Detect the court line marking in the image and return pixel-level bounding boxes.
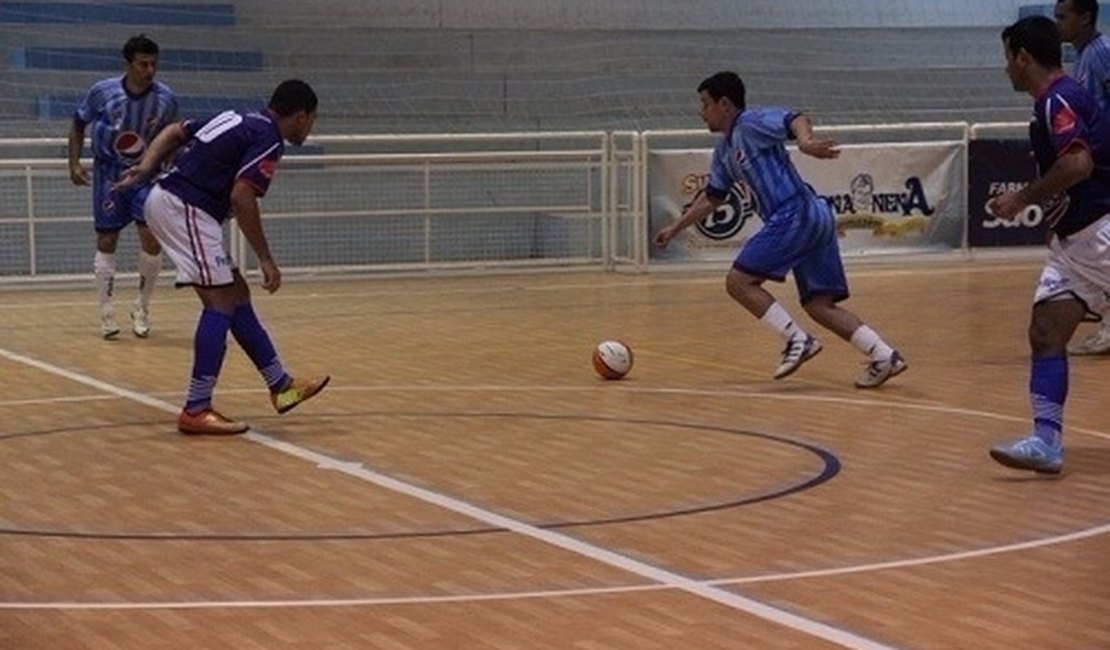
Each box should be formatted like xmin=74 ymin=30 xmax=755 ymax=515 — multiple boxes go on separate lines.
xmin=0 ymin=348 xmax=896 ymax=650
xmin=4 ymin=384 xmax=1108 ymax=442
xmin=3 ymin=354 xmax=1107 ymax=632
xmin=0 ymin=259 xmax=1044 ymax=311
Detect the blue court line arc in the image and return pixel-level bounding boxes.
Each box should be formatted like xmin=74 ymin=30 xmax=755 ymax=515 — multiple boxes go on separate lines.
xmin=0 ymin=411 xmax=841 ymax=541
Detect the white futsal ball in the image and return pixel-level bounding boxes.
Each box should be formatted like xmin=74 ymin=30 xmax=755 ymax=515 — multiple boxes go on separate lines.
xmin=592 ymin=340 xmax=634 ymax=380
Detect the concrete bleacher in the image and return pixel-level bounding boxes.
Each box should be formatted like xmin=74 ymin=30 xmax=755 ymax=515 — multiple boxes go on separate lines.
xmin=12 ymin=46 xmax=263 ymax=71
xmin=0 ymin=0 xmax=1040 ymax=136
xmin=0 ymin=2 xmax=234 ymax=25
xmin=37 ymin=92 xmax=265 ymax=120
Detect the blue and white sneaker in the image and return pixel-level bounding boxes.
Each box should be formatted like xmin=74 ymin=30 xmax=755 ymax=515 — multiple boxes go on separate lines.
xmin=989 ymin=435 xmax=1063 ymax=475
xmin=774 ymin=334 xmax=822 ymax=380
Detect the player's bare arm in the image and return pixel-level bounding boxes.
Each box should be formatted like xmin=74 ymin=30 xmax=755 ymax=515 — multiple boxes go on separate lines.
xmin=653 ymin=191 xmax=723 ymax=248
xmin=66 ymin=120 xmax=89 ymax=186
xmin=790 ymin=114 xmax=840 ymax=159
xmin=114 ymin=122 xmax=189 ymax=191
xmin=988 ymin=144 xmax=1094 ymax=219
xmin=231 ymin=180 xmax=281 ymax=294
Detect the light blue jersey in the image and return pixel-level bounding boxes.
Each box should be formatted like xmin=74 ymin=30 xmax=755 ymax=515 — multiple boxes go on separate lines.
xmin=1074 ymin=32 xmax=1110 ymax=110
xmin=706 ymin=107 xmax=848 ymax=303
xmin=706 ymin=107 xmax=809 ymax=216
xmin=74 ymin=76 xmax=177 ymax=231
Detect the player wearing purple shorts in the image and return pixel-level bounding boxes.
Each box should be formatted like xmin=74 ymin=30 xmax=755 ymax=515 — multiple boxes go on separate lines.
xmin=115 ymin=80 xmax=328 ymax=435
xmin=654 ymin=71 xmax=906 ymax=388
xmin=988 ymin=17 xmax=1110 ymax=474
xmin=68 ymin=34 xmax=177 ymax=339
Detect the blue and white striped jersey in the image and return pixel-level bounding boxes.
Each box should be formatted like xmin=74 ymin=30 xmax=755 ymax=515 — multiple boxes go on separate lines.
xmin=1074 ymin=32 xmax=1110 ymax=110
xmin=74 ymin=76 xmax=178 ymax=181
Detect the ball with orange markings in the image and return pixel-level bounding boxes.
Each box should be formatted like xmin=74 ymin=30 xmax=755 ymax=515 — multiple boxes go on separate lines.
xmin=592 ymin=340 xmax=633 ymax=380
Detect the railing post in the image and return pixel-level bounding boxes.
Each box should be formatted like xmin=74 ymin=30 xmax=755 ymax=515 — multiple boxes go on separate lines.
xmin=25 ymin=165 xmax=36 ymax=276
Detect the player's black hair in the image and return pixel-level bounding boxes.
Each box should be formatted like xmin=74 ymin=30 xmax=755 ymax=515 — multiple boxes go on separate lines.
xmin=1058 ymin=0 xmax=1100 ymax=26
xmin=698 ymin=71 xmax=746 ymax=111
xmin=268 ymin=79 xmax=318 ymax=116
xmin=1003 ymin=16 xmax=1063 ymax=68
xmin=122 ymin=34 xmax=159 ymax=62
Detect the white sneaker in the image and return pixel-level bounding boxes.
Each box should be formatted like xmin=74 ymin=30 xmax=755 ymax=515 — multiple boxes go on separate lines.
xmin=1069 ymin=326 xmax=1110 ymax=356
xmin=774 ymin=335 xmax=822 ymax=379
xmin=100 ymin=308 xmax=120 ymax=340
xmin=855 ymin=350 xmax=908 ymax=388
xmin=131 ymin=306 xmax=151 ymax=338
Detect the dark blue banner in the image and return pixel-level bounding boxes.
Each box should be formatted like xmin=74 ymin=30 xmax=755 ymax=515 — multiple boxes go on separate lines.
xmin=967 ymin=139 xmax=1051 ymax=247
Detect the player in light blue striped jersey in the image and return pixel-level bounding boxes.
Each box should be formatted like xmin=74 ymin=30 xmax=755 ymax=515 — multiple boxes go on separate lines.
xmin=1056 ymin=0 xmax=1110 ymax=354
xmin=67 ymin=34 xmax=177 ymax=339
xmin=653 ymin=71 xmax=906 ymax=388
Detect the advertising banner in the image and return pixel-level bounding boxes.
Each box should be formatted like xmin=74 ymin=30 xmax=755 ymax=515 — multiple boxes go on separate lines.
xmin=966 ymin=139 xmax=1050 ymax=247
xmin=648 ymin=142 xmax=965 ymax=262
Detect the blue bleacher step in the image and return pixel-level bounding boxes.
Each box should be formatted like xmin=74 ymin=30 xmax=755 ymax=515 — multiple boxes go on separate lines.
xmin=13 ymin=46 xmax=262 ymax=71
xmin=0 ymin=2 xmax=235 ymax=25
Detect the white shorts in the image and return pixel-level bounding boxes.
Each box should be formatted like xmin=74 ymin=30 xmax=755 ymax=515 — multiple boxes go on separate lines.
xmin=1035 ymin=213 xmax=1110 ymax=321
xmin=144 ymin=184 xmax=237 ymax=287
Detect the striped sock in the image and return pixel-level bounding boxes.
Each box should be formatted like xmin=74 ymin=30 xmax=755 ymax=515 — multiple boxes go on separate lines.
xmin=184 ymin=309 xmax=232 ymax=413
xmin=1030 ymin=355 xmax=1067 ymax=449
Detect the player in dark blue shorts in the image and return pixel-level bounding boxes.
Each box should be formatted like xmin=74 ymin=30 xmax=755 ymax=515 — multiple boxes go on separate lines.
xmin=68 ymin=34 xmax=177 ymax=339
xmin=654 ymin=71 xmax=906 ymax=388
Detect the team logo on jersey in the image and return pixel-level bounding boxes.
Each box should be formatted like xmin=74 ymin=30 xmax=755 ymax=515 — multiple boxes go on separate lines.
xmin=259 ymin=158 xmax=278 ymax=179
xmin=113 ymin=131 xmax=146 ymax=158
xmin=1052 ymin=105 xmax=1078 ymax=135
xmin=690 ymin=182 xmax=758 ymax=240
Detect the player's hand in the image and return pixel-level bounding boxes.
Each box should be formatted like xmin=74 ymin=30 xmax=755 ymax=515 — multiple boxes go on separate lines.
xmin=986 ymin=192 xmax=1025 ymax=220
xmin=798 ymin=138 xmax=840 ymax=160
xmin=259 ymin=259 xmax=282 ymax=294
xmin=653 ymin=224 xmax=678 ymax=248
xmin=69 ymin=162 xmax=90 ymax=186
xmin=112 ymin=165 xmax=149 ymax=192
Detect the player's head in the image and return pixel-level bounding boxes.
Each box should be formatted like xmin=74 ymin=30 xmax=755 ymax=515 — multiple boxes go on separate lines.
xmin=1002 ymin=16 xmax=1063 ymax=93
xmin=269 ymin=79 xmax=318 ymax=145
xmin=697 ymin=71 xmax=745 ymax=134
xmin=1055 ymin=0 xmax=1099 ymax=44
xmin=122 ymin=34 xmax=159 ymax=90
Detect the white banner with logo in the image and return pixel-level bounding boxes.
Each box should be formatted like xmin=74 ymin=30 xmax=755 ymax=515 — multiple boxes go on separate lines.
xmin=648 ymin=142 xmax=965 ymax=262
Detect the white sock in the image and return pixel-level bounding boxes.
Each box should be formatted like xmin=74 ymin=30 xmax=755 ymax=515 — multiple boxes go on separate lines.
xmin=760 ymin=302 xmax=806 ymax=342
xmin=94 ymin=251 xmax=116 ymax=313
xmin=136 ymin=251 xmax=161 ymax=310
xmin=850 ymin=325 xmax=894 ymax=360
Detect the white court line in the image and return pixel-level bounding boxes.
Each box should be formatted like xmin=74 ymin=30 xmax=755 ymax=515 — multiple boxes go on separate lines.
xmin=0 ymin=260 xmax=1043 ymax=310
xmin=0 ymin=347 xmax=897 ymax=650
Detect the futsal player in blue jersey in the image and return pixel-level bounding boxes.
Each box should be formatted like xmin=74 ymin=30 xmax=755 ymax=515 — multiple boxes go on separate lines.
xmin=653 ymin=71 xmax=906 ymax=388
xmin=988 ymin=16 xmax=1110 ymax=474
xmin=114 ymin=80 xmax=329 ymax=435
xmin=1056 ymin=0 xmax=1110 ymax=354
xmin=68 ymin=35 xmax=177 ymax=339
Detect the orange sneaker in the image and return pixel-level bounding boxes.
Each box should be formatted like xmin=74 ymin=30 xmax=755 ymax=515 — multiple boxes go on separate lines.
xmin=178 ymin=408 xmax=249 ymax=435
xmin=271 ymin=375 xmax=331 ymax=414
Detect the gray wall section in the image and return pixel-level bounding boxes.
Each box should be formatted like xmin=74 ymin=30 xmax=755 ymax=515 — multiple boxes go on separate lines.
xmin=232 ymin=0 xmax=1034 ymax=29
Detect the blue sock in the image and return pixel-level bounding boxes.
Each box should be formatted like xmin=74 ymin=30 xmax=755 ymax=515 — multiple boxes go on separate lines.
xmin=230 ymin=302 xmax=289 ymax=391
xmin=185 ymin=309 xmax=232 ymax=413
xmin=1030 ymin=355 xmax=1067 ymax=449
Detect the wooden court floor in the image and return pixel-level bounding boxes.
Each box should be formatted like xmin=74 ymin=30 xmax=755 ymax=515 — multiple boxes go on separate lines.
xmin=0 ymin=259 xmax=1107 ymax=650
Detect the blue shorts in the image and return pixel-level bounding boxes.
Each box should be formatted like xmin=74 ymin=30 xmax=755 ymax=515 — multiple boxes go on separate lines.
xmin=733 ymin=195 xmax=850 ymax=303
xmin=93 ymin=169 xmax=152 ymax=233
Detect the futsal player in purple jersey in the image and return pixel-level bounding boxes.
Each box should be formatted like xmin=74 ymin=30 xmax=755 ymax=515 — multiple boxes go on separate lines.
xmin=115 ymin=80 xmax=329 ymax=435
xmin=988 ymin=17 xmax=1110 ymax=474
xmin=68 ymin=35 xmax=177 ymax=339
xmin=1056 ymin=0 xmax=1110 ymax=354
xmin=654 ymin=71 xmax=906 ymax=388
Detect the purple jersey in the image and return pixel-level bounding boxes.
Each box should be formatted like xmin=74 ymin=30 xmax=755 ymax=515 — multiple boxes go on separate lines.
xmin=74 ymin=76 xmax=177 ymax=182
xmin=157 ymin=109 xmax=284 ymax=222
xmin=1030 ymin=75 xmax=1110 ymax=237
